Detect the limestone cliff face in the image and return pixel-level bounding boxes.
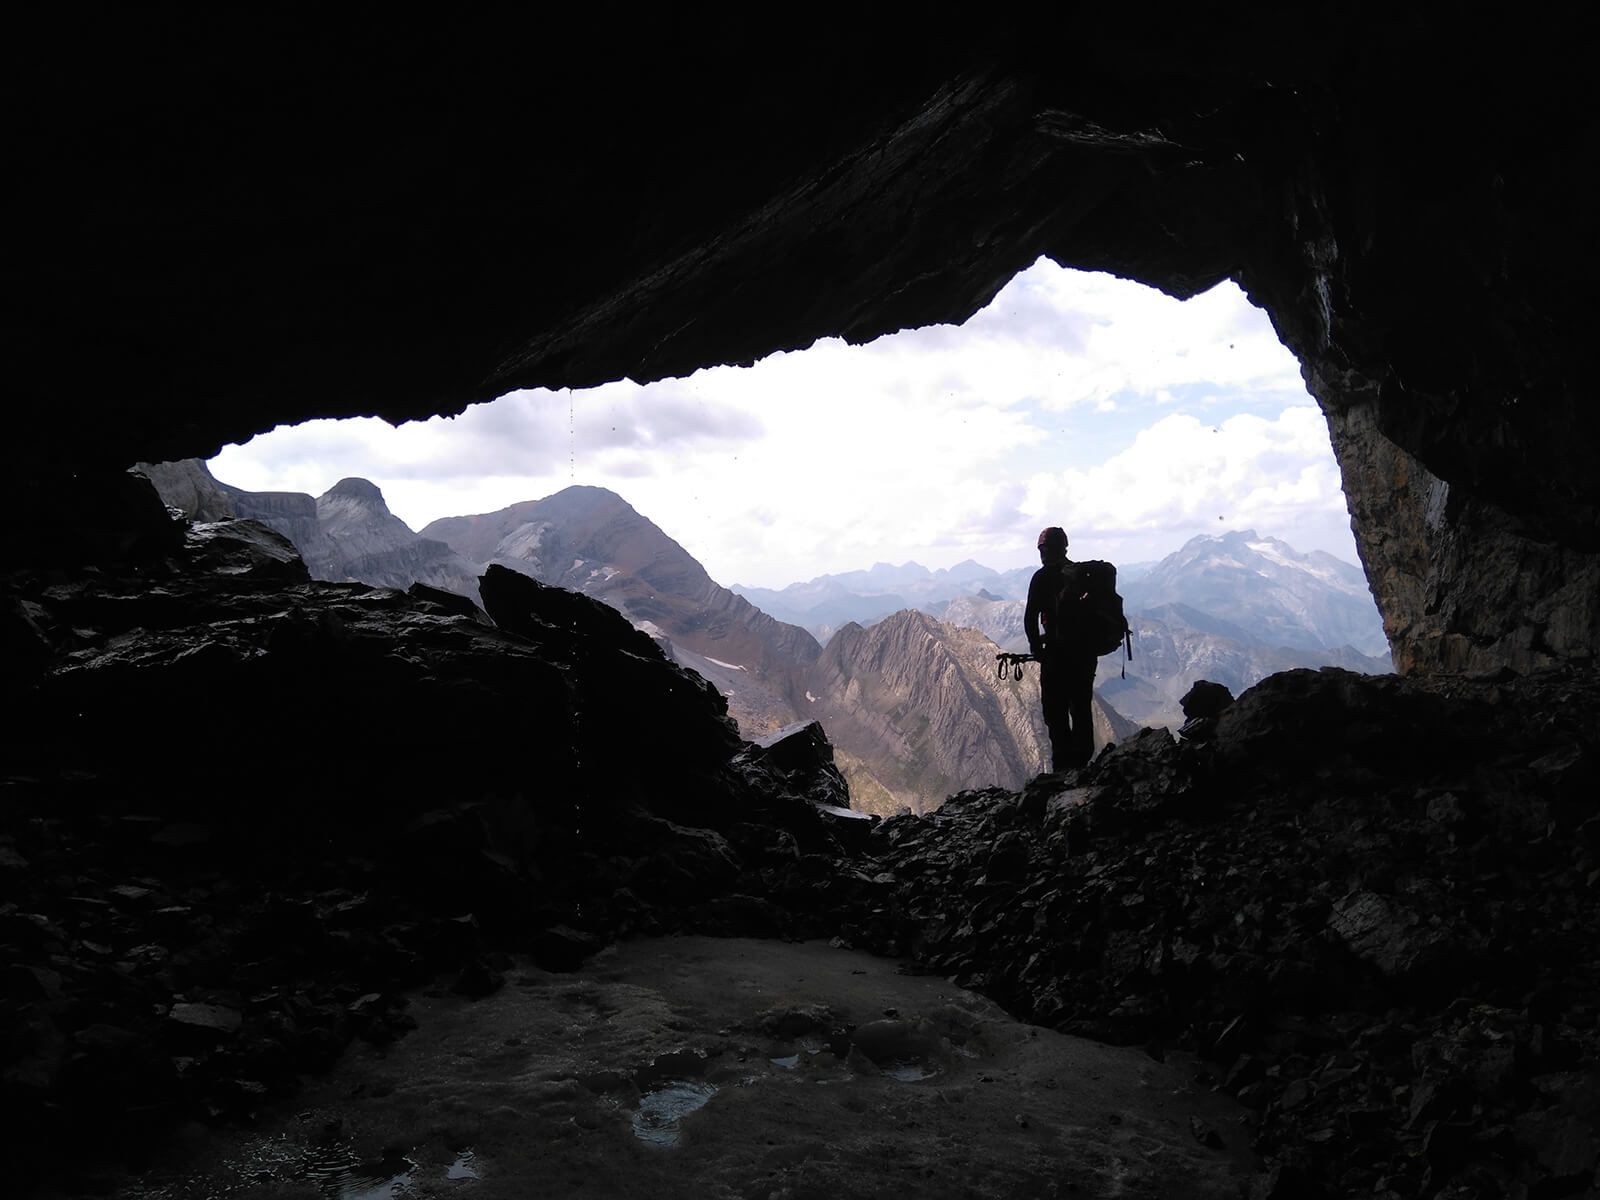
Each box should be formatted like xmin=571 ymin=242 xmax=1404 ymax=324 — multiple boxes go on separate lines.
xmin=135 ymin=459 xmax=338 ymax=567
xmin=219 ymin=485 xmax=338 ymax=571
xmin=131 ymin=460 xmax=236 ymax=522
xmin=311 ymin=478 xmax=481 ymax=599
xmin=805 ymin=610 xmax=1135 ymax=816
xmin=137 ymin=461 xmax=480 ymax=600
xmin=1323 ymin=401 xmax=1600 ymax=676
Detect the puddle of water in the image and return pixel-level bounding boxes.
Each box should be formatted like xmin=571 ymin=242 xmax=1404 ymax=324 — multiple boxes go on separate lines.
xmin=769 ymin=1054 xmax=800 ymax=1070
xmin=119 ymin=1137 xmax=464 ymax=1200
xmin=303 ymin=1144 xmax=417 ymax=1199
xmin=636 ymin=1048 xmax=707 ymax=1083
xmin=882 ymin=1062 xmax=937 ymax=1083
xmin=630 ymin=1080 xmax=718 ymax=1148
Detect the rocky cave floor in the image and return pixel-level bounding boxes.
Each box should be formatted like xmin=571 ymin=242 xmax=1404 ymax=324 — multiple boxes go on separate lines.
xmin=4 ymin=517 xmax=1600 ymax=1199
xmin=93 ymin=937 xmax=1256 ymax=1200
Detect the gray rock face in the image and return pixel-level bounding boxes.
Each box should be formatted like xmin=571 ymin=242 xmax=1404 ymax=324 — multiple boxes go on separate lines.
xmin=136 ymin=461 xmax=481 ymax=602
xmin=185 ymin=519 xmax=310 ymax=582
xmin=1324 ymin=399 xmax=1600 ymax=675
xmin=222 ymin=488 xmax=334 ymax=566
xmin=803 ymin=609 xmax=1136 ymax=815
xmin=132 ymin=460 xmax=236 ymax=522
xmin=311 ymin=477 xmax=481 ymax=599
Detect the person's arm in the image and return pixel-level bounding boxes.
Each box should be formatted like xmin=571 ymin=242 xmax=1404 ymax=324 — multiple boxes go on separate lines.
xmin=1024 ymin=569 xmax=1045 ymax=657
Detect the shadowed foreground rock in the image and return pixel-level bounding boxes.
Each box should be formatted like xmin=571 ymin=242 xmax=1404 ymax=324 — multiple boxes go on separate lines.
xmin=840 ymin=668 xmax=1600 ymax=1199
xmin=5 ymin=500 xmax=1599 ymax=1198
xmin=0 ymin=507 xmax=858 ymax=1192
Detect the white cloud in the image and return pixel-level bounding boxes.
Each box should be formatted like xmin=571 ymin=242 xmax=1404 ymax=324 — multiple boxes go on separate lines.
xmin=1021 ymin=407 xmax=1356 ymax=566
xmin=211 ymin=258 xmax=1357 ymax=587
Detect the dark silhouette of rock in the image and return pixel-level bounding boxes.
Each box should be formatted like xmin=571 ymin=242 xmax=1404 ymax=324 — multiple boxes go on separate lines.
xmin=184 ymin=518 xmax=311 ymax=582
xmin=813 ymin=663 xmax=1600 ymax=1196
xmin=424 ymin=486 xmax=820 ymax=722
xmin=19 ymin=15 xmax=1598 ymax=675
xmin=1178 ymin=679 xmax=1234 ymax=743
xmin=9 ymin=25 xmax=1600 ymax=1190
xmin=0 ymin=520 xmax=890 ymax=1189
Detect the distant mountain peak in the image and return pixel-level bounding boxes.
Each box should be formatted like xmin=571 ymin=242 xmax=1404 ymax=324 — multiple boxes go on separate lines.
xmin=549 ymin=483 xmax=629 ymax=505
xmin=321 ymin=477 xmax=387 ymax=506
xmin=1125 ymin=529 xmax=1387 ymax=658
xmin=876 ymin=607 xmax=943 ymax=634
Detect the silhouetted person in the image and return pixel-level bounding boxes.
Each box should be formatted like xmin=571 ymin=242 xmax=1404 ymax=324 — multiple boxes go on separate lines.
xmin=1024 ymin=526 xmax=1097 ymax=771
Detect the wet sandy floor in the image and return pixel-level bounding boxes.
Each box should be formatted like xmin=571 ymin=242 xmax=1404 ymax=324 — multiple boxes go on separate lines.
xmin=106 ymin=937 xmax=1258 ymax=1199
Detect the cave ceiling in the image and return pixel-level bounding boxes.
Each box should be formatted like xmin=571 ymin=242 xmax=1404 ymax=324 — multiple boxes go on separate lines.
xmin=11 ymin=11 xmax=1599 ymax=657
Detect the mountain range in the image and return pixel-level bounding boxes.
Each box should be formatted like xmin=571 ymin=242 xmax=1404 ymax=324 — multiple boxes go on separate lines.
xmin=141 ymin=461 xmax=1391 ymax=805
xmin=733 ymin=560 xmax=1038 ymax=639
xmin=141 ymin=463 xmax=1104 ymax=814
xmin=134 ymin=459 xmax=482 ymax=599
xmin=937 ymin=531 xmax=1391 ymax=727
xmin=415 ymin=489 xmax=1139 ymax=811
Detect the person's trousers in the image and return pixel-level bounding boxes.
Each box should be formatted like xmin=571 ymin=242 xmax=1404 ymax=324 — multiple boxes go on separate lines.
xmin=1040 ymin=653 xmax=1097 ymax=770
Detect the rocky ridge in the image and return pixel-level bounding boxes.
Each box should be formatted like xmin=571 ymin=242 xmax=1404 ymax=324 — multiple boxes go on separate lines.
xmin=135 ymin=460 xmax=482 ymax=600
xmin=421 ymin=486 xmax=1136 ymax=809
xmin=807 ymin=609 xmax=1137 ymax=815
xmin=0 ymin=504 xmax=863 ymax=1194
xmin=138 ymin=473 xmax=1133 ymax=810
xmin=829 ymin=668 xmax=1600 ymax=1199
xmin=422 ymin=486 xmax=821 ymax=730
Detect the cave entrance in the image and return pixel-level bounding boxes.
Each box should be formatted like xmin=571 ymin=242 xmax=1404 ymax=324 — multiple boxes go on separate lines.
xmin=199 ymin=258 xmax=1388 ymax=814
xmin=212 ymin=258 xmax=1360 ymax=590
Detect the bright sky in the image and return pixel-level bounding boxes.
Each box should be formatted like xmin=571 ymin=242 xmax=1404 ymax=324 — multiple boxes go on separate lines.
xmin=212 ymin=258 xmax=1359 ymax=589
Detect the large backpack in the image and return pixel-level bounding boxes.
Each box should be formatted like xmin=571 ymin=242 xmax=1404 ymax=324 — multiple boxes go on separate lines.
xmin=1049 ymin=559 xmax=1134 ymax=672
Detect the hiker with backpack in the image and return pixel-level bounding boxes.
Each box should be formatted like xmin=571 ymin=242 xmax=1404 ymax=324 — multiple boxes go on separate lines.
xmin=1023 ymin=526 xmax=1130 ymax=771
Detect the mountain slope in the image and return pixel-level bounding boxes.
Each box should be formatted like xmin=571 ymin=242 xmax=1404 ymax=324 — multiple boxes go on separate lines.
xmin=306 ymin=477 xmax=482 ymax=597
xmin=804 ymin=609 xmax=1136 ymax=815
xmin=423 ymin=486 xmax=822 ymax=729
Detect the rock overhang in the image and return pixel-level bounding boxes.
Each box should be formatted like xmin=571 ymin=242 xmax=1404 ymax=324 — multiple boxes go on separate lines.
xmin=9 ymin=11 xmax=1600 ymax=673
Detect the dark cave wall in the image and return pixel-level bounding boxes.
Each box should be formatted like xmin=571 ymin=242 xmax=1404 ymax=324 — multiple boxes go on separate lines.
xmin=9 ymin=10 xmax=1598 ymax=674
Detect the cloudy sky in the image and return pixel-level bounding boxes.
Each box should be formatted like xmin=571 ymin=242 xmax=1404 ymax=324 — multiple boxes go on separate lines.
xmin=212 ymin=258 xmax=1358 ymax=588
